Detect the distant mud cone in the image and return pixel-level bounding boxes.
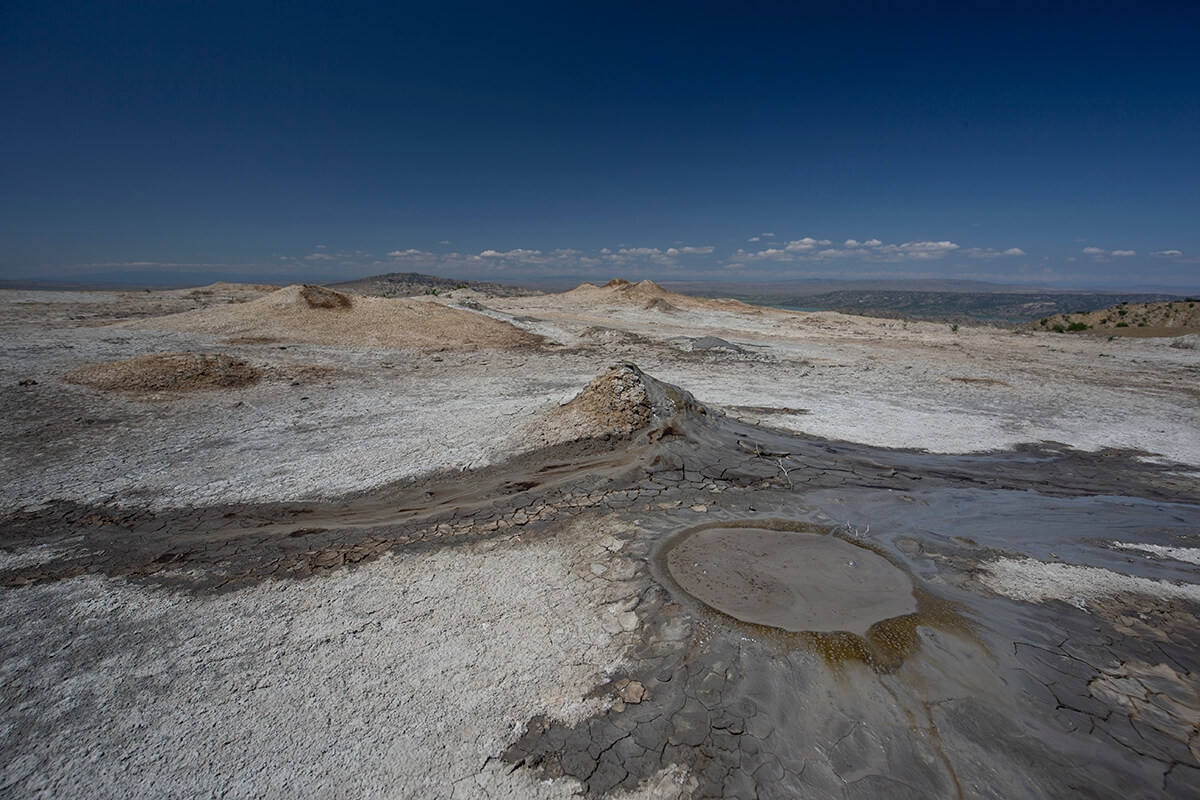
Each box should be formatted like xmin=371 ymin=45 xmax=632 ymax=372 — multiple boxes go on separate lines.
xmin=562 ymin=279 xmax=759 ymax=313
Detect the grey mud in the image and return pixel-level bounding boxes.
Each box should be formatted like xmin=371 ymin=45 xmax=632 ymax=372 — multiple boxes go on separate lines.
xmin=3 ymin=366 xmax=1200 ymax=798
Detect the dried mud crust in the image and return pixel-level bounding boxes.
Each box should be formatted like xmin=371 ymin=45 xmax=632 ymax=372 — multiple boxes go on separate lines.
xmin=5 ymin=273 xmax=1200 ymax=800
xmin=65 ymin=352 xmax=261 ymax=392
xmin=3 ymin=378 xmax=1200 ymax=798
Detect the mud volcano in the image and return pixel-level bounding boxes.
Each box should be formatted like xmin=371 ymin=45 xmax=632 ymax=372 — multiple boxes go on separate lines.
xmin=667 ymin=526 xmax=917 ymax=635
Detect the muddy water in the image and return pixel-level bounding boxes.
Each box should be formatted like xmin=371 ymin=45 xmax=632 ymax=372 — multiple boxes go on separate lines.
xmin=3 ymin=368 xmax=1200 ymax=798
xmin=665 ymin=525 xmax=917 ymax=635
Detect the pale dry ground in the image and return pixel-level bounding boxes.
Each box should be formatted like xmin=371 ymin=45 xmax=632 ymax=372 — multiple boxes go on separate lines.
xmin=3 ymin=282 xmax=1197 ymax=513
xmin=0 ymin=518 xmax=692 ymax=799
xmin=488 ymin=281 xmax=1200 ymax=462
xmin=2 ymin=283 xmax=1199 ymax=798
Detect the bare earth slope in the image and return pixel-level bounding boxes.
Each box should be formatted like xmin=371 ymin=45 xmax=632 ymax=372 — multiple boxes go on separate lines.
xmin=123 ymin=284 xmax=543 ymax=350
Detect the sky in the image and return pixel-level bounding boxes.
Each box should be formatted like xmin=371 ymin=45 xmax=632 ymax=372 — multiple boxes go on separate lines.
xmin=2 ymin=0 xmax=1199 ymax=290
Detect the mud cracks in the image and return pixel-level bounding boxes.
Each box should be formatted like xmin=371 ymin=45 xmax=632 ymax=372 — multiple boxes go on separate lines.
xmin=3 ymin=367 xmax=1200 ymax=798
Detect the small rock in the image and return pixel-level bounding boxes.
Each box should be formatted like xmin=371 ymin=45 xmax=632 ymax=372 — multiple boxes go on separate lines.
xmin=690 ymin=504 xmax=707 ymax=513
xmin=614 ymin=678 xmax=646 ymax=703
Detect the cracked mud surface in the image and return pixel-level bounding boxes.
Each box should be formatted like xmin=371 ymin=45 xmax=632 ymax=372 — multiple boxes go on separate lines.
xmin=2 ymin=287 xmax=1200 ymax=798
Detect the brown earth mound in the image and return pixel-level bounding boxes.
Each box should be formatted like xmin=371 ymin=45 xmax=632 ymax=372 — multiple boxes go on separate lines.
xmin=522 ymin=364 xmax=654 ymax=448
xmin=1032 ymin=300 xmax=1200 ymax=336
xmin=122 ymin=285 xmax=543 ymax=350
xmin=565 ymin=279 xmax=759 ymax=313
xmin=67 ymin=353 xmax=260 ymax=392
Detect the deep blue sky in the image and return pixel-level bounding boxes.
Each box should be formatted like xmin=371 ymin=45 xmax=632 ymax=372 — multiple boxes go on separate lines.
xmin=3 ymin=1 xmax=1198 ymax=288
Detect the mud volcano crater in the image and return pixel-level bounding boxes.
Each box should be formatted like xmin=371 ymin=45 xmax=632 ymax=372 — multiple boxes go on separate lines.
xmin=663 ymin=521 xmax=917 ymax=637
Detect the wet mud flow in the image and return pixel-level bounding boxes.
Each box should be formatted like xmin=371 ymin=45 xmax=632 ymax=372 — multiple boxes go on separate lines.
xmin=3 ymin=368 xmax=1199 ymax=798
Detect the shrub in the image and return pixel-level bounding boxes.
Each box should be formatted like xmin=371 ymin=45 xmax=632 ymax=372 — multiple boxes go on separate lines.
xmin=1116 ymin=322 xmax=1129 ymax=327
xmin=1051 ymin=324 xmax=1065 ymax=333
xmin=1066 ymin=322 xmax=1089 ymax=331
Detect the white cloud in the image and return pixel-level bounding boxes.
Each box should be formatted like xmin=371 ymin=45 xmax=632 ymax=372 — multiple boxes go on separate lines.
xmin=304 ymin=252 xmax=338 ymax=261
xmin=748 ymin=237 xmax=760 ymax=242
xmin=1152 ymin=250 xmax=1183 ymax=257
xmin=813 ymin=248 xmax=857 ymax=259
xmin=387 ymin=249 xmax=432 ymax=258
xmin=894 ymin=240 xmax=959 ymax=256
xmin=665 ymin=245 xmax=715 ymax=256
xmin=739 ymin=237 xmax=967 ymax=263
xmin=761 ymin=232 xmax=776 ymax=238
xmin=963 ymin=246 xmax=1026 ymax=259
xmin=1082 ymin=247 xmax=1108 ymax=255
xmin=784 ymin=237 xmax=832 ymax=251
xmin=480 ymin=249 xmax=542 ymax=258
xmin=617 ymin=247 xmax=663 ymax=256
xmin=1111 ymin=250 xmax=1136 ymax=257
xmin=314 ymin=244 xmax=328 ymax=249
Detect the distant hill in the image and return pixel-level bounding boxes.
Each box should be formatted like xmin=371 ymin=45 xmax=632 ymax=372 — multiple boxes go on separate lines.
xmin=330 ymin=272 xmax=539 ymax=298
xmin=679 ymin=288 xmax=1189 ymax=323
xmin=1031 ymin=299 xmax=1200 ymax=336
xmin=798 ymin=290 xmax=1189 ymax=322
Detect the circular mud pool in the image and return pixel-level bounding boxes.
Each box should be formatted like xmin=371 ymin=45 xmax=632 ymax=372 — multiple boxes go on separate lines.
xmin=666 ymin=527 xmax=917 ymax=636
